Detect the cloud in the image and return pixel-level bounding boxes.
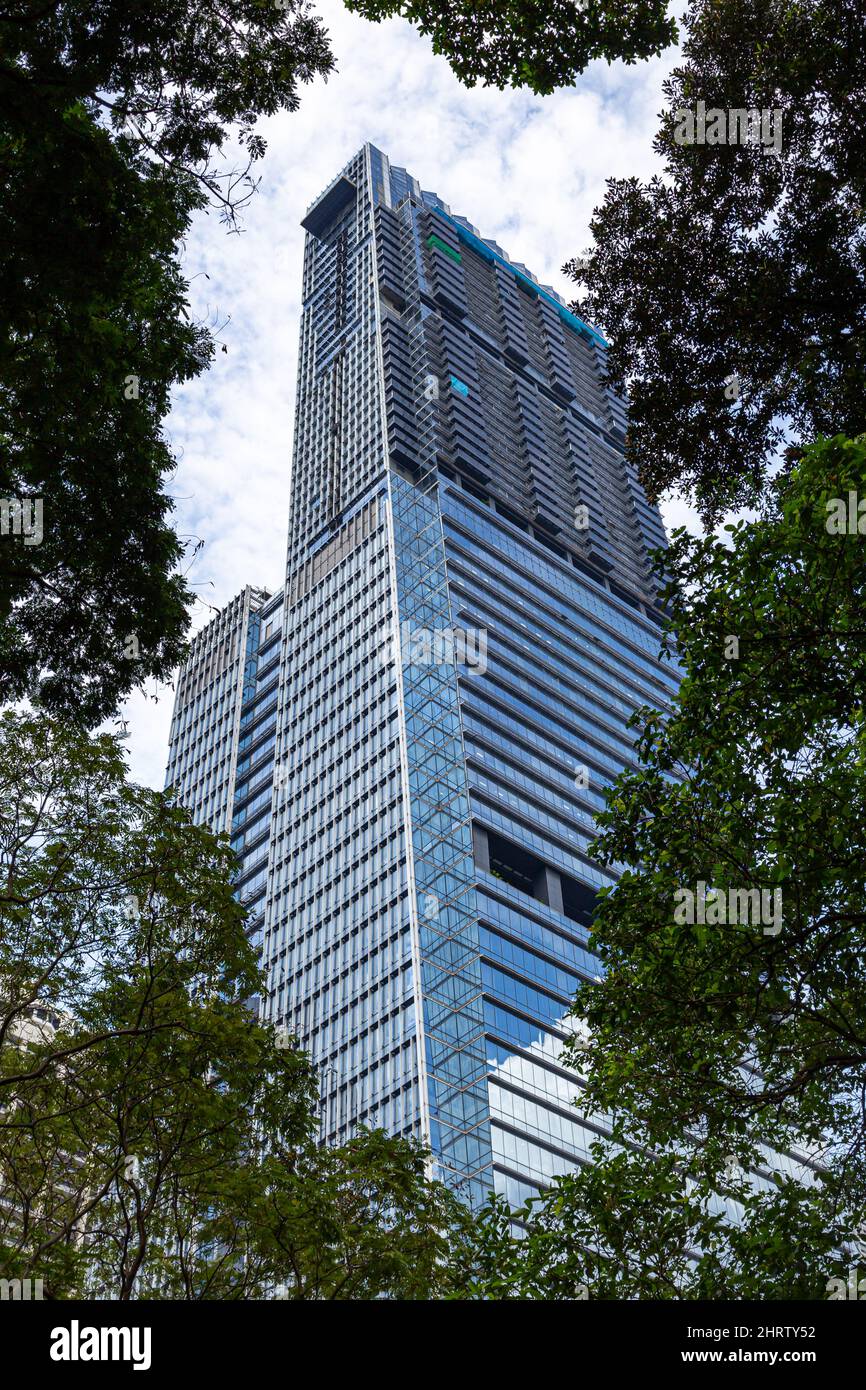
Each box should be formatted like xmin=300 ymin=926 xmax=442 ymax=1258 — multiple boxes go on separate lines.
xmin=121 ymin=0 xmax=683 ymax=789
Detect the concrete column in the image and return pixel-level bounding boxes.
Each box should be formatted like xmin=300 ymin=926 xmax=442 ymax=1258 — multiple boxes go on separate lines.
xmin=472 ymin=823 xmax=490 ymax=873
xmin=534 ymin=863 xmax=564 ymax=914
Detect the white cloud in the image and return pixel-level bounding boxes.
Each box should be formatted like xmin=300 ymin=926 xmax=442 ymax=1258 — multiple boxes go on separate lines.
xmin=121 ymin=1 xmax=685 ymax=789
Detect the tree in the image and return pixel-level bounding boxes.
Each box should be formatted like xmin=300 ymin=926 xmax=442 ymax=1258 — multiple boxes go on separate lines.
xmin=217 ymin=1127 xmax=469 ymax=1301
xmin=567 ymin=0 xmax=866 ymax=520
xmin=0 ymin=119 xmax=208 ymax=725
xmin=450 ymin=436 xmax=866 ymax=1300
xmin=576 ymin=436 xmax=866 ymax=1167
xmin=0 ymin=712 xmax=463 ymax=1299
xmin=451 ymin=1146 xmax=855 ymax=1300
xmin=0 ymin=2 xmax=334 ymax=721
xmin=344 ymin=0 xmax=677 ymax=94
xmin=1 ymin=1 xmax=334 ymax=215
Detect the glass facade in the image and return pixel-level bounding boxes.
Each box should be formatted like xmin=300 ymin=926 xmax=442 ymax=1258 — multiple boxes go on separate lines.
xmin=165 ymin=584 xmax=281 ymax=980
xmin=165 ymin=586 xmax=271 ymax=839
xmin=165 ymin=145 xmax=682 ymax=1207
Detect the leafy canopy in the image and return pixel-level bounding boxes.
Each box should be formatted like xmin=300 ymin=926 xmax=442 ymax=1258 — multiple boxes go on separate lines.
xmin=450 ymin=437 xmax=866 ymax=1300
xmin=344 ymin=0 xmax=677 ymax=95
xmin=0 ymin=2 xmax=333 ymax=721
xmin=578 ymin=435 xmax=866 ymax=1168
xmin=568 ymin=0 xmax=866 ymax=520
xmin=0 ymin=712 xmax=465 ymax=1299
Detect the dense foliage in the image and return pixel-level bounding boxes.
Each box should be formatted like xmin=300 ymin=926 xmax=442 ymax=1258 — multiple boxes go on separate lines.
xmin=0 ymin=1 xmax=333 ymax=720
xmin=568 ymin=0 xmax=866 ymax=519
xmin=0 ymin=714 xmax=463 ymax=1299
xmin=344 ymin=0 xmax=676 ymax=94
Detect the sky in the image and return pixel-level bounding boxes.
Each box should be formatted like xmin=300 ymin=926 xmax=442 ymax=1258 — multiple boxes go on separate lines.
xmin=120 ymin=0 xmax=689 ymax=789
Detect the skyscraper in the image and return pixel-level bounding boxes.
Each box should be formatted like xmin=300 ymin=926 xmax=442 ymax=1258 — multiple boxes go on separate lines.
xmin=166 ymin=145 xmax=679 ymax=1209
